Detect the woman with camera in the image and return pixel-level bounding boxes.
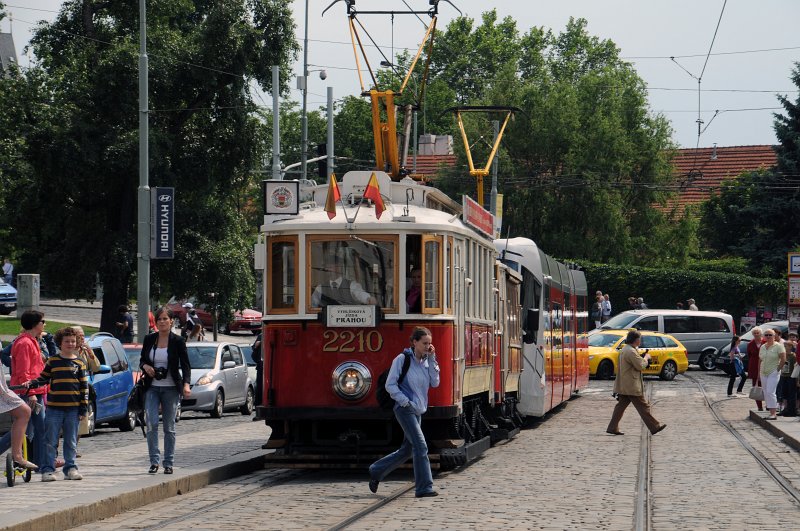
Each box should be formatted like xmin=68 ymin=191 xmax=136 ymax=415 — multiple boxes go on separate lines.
xmin=139 ymin=307 xmax=191 ymax=475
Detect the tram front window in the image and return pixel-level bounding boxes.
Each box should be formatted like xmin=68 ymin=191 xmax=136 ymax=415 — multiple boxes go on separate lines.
xmin=308 ymin=238 xmax=396 ymax=310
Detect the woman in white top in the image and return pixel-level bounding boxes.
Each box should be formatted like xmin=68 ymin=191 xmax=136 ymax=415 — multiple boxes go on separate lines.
xmin=139 ymin=307 xmax=191 ymax=475
xmin=759 ymin=328 xmax=786 ymax=420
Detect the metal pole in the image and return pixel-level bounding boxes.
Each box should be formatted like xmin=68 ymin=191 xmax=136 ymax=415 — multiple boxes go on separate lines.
xmin=272 ymin=66 xmax=281 ymax=180
xmin=413 ymin=111 xmax=418 ymax=173
xmin=327 ymin=86 xmax=334 ymax=179
xmin=490 ymin=120 xmax=498 ymax=218
xmin=136 ymin=0 xmax=151 ymax=343
xmin=300 ymin=0 xmax=309 ymax=180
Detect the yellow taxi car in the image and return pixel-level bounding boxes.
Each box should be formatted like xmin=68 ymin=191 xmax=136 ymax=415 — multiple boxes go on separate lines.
xmin=588 ymin=330 xmax=689 ymax=381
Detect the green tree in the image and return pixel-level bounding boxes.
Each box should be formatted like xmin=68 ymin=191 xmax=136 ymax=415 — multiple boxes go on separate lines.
xmin=700 ymin=62 xmax=800 ymax=277
xmin=0 ymin=0 xmax=298 ymax=331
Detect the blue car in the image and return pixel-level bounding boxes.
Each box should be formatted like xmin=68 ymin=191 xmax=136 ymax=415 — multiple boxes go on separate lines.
xmin=84 ymin=332 xmax=136 ymax=435
xmin=0 ymin=279 xmax=16 ymax=315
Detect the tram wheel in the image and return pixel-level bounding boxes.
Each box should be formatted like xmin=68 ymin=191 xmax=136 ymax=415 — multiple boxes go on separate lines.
xmin=597 ymin=360 xmax=615 ymax=380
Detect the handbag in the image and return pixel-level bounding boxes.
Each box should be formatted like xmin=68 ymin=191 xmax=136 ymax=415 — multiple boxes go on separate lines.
xmin=791 ymin=364 xmax=800 ymax=379
xmin=749 ymin=385 xmax=764 ymax=401
xmin=78 ymin=415 xmax=90 ymax=436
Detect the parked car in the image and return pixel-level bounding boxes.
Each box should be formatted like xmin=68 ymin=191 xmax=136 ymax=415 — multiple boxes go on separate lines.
xmin=714 ymin=320 xmax=789 ymax=374
xmin=597 ymin=309 xmax=734 ymax=370
xmin=587 ymin=330 xmax=689 ymax=381
xmin=85 ymin=332 xmax=137 ymax=435
xmin=166 ymin=297 xmax=262 ymax=335
xmin=0 ymin=278 xmax=17 ymax=315
xmin=181 ymin=342 xmax=254 ymax=417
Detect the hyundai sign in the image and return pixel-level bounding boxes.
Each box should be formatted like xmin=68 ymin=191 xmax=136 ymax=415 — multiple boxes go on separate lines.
xmin=150 ymin=187 xmax=175 ymax=259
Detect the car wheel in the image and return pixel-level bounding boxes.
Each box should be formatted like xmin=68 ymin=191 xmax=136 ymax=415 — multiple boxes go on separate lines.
xmin=211 ymin=390 xmax=224 ymax=418
xmin=597 ymin=360 xmax=614 ymax=380
xmin=660 ymin=360 xmax=678 ymax=381
xmin=175 ymin=402 xmax=182 ymax=423
xmin=118 ymin=407 xmax=136 ymax=432
xmin=699 ymin=352 xmax=717 ymax=371
xmin=240 ymin=387 xmax=254 ymax=415
xmin=85 ymin=402 xmax=96 ymax=437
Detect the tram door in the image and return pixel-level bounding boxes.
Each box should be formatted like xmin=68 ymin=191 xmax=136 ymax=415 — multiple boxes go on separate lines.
xmin=560 ymin=263 xmax=574 ymax=399
xmin=453 ymin=238 xmax=466 ymax=412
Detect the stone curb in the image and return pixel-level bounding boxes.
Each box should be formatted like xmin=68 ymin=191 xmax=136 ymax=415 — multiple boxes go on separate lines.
xmin=0 ymin=449 xmax=267 ymax=531
xmin=749 ymin=409 xmax=800 ymax=453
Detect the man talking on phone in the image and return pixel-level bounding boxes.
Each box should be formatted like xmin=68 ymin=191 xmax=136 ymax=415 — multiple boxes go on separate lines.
xmin=606 ymin=329 xmax=667 ymax=436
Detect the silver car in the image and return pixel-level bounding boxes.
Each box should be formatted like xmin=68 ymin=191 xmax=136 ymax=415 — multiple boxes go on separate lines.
xmin=181 ymin=342 xmax=254 ymax=418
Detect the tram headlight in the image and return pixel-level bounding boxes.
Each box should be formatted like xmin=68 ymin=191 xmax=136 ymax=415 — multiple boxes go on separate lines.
xmin=332 ymin=361 xmax=371 ymax=400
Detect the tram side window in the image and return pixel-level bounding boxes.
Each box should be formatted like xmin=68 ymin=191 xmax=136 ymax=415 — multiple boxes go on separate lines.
xmin=268 ymin=239 xmax=296 ymax=312
xmin=423 ymin=237 xmax=442 ymax=312
xmin=522 ymin=268 xmax=542 ymax=343
xmin=308 ymin=238 xmax=396 ymax=310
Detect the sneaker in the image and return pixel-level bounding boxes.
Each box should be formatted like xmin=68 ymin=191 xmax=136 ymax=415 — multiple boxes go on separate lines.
xmin=66 ymin=468 xmax=83 ymax=480
xmin=41 ymin=472 xmax=56 ymax=482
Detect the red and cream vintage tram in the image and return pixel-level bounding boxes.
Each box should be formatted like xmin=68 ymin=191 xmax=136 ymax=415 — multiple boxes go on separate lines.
xmin=255 ymin=171 xmax=588 ymax=468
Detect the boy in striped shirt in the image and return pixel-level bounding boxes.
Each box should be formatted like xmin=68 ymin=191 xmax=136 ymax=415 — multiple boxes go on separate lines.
xmin=25 ymin=327 xmax=88 ymax=481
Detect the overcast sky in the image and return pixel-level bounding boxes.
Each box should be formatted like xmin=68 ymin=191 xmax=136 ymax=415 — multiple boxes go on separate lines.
xmin=4 ymin=0 xmax=799 ymax=148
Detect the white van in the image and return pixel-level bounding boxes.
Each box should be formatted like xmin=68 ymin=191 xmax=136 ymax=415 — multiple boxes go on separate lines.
xmin=598 ymin=310 xmax=734 ymax=370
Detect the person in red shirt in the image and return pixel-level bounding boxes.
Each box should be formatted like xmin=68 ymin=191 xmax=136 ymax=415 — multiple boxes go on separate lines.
xmin=747 ymin=327 xmax=764 ymax=411
xmin=11 ymin=310 xmax=49 ymax=467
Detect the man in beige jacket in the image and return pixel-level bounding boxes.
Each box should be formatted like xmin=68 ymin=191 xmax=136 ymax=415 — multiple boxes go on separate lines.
xmin=606 ymin=329 xmax=667 ymax=435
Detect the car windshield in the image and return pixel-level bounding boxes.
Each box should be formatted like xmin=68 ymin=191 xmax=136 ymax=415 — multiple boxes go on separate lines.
xmin=588 ymin=334 xmax=622 ymax=347
xmin=600 ymin=313 xmax=640 ymax=330
xmin=187 ymin=346 xmax=218 ymax=369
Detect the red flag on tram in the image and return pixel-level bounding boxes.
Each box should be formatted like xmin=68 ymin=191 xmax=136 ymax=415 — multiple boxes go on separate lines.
xmin=324 ymin=174 xmax=341 ymax=219
xmin=363 ymin=172 xmax=385 ymax=219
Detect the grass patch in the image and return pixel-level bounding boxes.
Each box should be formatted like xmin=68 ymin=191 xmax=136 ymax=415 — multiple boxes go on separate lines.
xmin=0 ymin=317 xmax=99 ymax=336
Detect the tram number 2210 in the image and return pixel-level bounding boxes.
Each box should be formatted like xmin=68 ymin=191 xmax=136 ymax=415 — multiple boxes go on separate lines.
xmin=322 ymin=330 xmax=384 ymax=353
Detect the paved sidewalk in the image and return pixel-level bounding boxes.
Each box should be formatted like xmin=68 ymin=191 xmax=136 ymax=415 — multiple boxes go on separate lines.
xmin=0 ymin=419 xmax=270 ymax=531
xmin=750 ymin=409 xmax=800 ymax=451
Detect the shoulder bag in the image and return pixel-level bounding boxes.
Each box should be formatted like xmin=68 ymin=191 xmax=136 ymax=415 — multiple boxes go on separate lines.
xmin=749 ymin=385 xmax=764 ymax=401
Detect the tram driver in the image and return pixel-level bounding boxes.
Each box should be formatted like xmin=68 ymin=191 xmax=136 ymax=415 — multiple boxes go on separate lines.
xmin=311 ymin=249 xmax=377 ymax=307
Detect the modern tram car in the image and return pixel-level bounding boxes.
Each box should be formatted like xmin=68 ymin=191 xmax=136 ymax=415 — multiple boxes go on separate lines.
xmin=254 ymin=171 xmax=588 ymax=468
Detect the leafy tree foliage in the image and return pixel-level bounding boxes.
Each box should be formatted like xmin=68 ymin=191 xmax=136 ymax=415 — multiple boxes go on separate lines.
xmin=700 ymin=62 xmax=800 ymax=278
xmin=0 ymin=0 xmax=298 ymax=331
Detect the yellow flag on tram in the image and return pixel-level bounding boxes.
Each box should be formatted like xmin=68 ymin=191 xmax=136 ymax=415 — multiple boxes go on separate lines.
xmin=324 ymin=174 xmax=341 ymax=219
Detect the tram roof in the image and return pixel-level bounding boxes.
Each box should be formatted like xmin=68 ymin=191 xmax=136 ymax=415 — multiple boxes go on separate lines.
xmin=261 ymin=171 xmax=494 ymax=242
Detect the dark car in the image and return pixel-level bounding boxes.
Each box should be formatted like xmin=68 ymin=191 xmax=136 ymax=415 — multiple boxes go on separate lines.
xmin=714 ymin=320 xmax=789 ymax=374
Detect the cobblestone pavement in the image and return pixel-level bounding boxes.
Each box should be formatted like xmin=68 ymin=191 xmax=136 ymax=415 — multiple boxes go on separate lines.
xmin=0 ymin=411 xmax=267 ymax=524
xmin=68 ymin=370 xmax=800 ymax=530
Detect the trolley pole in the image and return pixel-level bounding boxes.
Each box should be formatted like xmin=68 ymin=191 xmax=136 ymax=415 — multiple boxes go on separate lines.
xmin=272 ymin=65 xmax=281 ymax=181
xmin=300 ymin=0 xmax=309 ymax=180
xmin=136 ymin=0 xmax=151 ymax=342
xmin=327 ymin=87 xmax=334 ymax=178
xmin=490 ymin=120 xmax=499 ymax=219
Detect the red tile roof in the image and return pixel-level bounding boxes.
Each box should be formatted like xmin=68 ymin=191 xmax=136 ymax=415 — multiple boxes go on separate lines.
xmin=407 ymin=154 xmax=458 ymax=179
xmin=667 ymin=145 xmax=777 ymax=211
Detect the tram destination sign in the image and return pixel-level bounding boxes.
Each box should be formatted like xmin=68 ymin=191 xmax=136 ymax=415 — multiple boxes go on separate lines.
xmin=462 ymin=195 xmax=494 ymax=238
xmin=326 ymin=305 xmax=377 ymax=327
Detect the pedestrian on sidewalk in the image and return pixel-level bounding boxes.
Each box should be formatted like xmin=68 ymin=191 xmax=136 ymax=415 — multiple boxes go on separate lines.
xmin=115 ymin=305 xmax=134 ymax=344
xmin=368 ymin=327 xmax=440 ymax=498
xmin=778 ymin=331 xmax=798 ymax=416
xmin=139 ymin=307 xmax=191 ymax=475
xmin=727 ymin=335 xmax=747 ymax=397
xmin=251 ymin=332 xmax=263 ymax=411
xmin=758 ymin=328 xmax=786 ymax=421
xmin=25 ymin=327 xmax=88 ymax=481
xmin=747 ymin=327 xmax=765 ymax=411
xmin=10 ymin=311 xmax=49 ymax=470
xmin=2 ymin=258 xmax=13 ymax=285
xmin=606 ymin=329 xmax=667 ymax=436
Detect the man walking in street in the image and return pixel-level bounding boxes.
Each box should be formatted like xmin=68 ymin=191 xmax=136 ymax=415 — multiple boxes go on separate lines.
xmin=606 ymin=329 xmax=666 ymax=436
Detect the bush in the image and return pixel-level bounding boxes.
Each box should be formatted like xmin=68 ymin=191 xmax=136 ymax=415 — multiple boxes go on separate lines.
xmin=576 ymin=261 xmax=785 ymax=321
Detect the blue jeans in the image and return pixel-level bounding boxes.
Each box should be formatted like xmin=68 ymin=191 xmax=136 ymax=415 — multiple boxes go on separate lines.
xmin=145 ymin=386 xmax=180 ymax=467
xmin=369 ymin=405 xmax=434 ymax=496
xmin=42 ymin=406 xmax=79 ymax=474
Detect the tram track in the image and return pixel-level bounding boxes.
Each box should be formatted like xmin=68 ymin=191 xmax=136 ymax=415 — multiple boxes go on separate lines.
xmin=633 ymin=383 xmax=653 ymax=531
xmin=138 ymin=469 xmax=315 ymax=531
xmin=684 ymin=373 xmax=800 ymax=506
